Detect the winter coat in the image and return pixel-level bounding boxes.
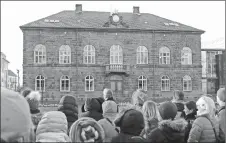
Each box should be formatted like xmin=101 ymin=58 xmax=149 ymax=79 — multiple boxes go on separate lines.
xmin=172 ymin=100 xmax=185 ymax=119
xmin=147 ymin=118 xmax=188 ymax=143
xmin=36 ymin=111 xmax=71 ymax=142
xmin=80 ymin=98 xmax=103 ymax=121
xmin=111 ymin=133 xmax=146 ymax=142
xmin=98 ymin=118 xmax=119 ymax=142
xmin=216 ymin=106 xmax=225 ymax=142
xmin=31 ymin=112 xmax=44 ymax=133
xmin=140 ymin=118 xmax=158 ymax=138
xmin=57 ymin=95 xmax=78 ymax=130
xmin=184 ymin=110 xmax=196 ymax=143
xmin=187 ymin=114 xmax=220 ymax=143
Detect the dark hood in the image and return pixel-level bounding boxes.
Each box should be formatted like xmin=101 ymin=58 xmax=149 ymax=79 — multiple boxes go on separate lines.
xmin=185 ymin=110 xmax=197 ymax=121
xmin=159 ymin=118 xmax=187 ymax=141
xmin=84 ymin=98 xmax=101 ymax=112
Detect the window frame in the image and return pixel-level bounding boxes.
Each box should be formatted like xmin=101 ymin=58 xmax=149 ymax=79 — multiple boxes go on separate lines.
xmin=83 ymin=45 xmax=95 ymax=64
xmin=34 ymin=44 xmax=46 ymax=64
xmin=181 ymin=47 xmax=192 ymax=65
xmin=183 ymin=75 xmax=192 ymax=91
xmin=85 ymin=75 xmax=94 ymax=91
xmin=161 ymin=75 xmax=170 ymax=91
xmin=35 ymin=75 xmax=45 ymax=91
xmin=159 ymin=47 xmax=170 ymax=65
xmin=110 ymin=45 xmax=123 ymax=64
xmin=138 ymin=75 xmax=147 ymax=91
xmin=60 ymin=75 xmax=70 ymax=92
xmin=137 ymin=46 xmax=148 ymax=64
xmin=59 ymin=45 xmax=71 ymax=64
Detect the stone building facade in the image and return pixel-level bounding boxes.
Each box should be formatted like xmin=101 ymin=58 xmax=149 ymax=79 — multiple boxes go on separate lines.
xmin=20 ymin=5 xmax=204 ymax=102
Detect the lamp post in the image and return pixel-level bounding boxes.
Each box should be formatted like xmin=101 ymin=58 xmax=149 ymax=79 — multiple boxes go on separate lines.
xmin=16 ymin=69 xmax=20 ymax=90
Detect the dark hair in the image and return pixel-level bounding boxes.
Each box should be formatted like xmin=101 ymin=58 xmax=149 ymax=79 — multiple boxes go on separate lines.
xmin=185 ymin=101 xmax=196 ymax=110
xmin=20 ymin=87 xmax=32 ymax=98
xmin=173 ymin=90 xmax=184 ymax=100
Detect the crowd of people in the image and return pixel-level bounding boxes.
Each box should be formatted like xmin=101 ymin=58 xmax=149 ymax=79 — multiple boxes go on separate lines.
xmin=1 ymin=86 xmax=225 ymax=143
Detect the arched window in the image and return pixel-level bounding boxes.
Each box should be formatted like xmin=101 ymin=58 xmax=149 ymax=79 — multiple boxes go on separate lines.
xmin=161 ymin=75 xmax=170 ymax=91
xmin=83 ymin=45 xmax=95 ymax=64
xmin=34 ymin=44 xmax=46 ymax=64
xmin=159 ymin=47 xmax=170 ymax=64
xmin=60 ymin=75 xmax=70 ymax=92
xmin=35 ymin=75 xmax=45 ymax=91
xmin=137 ymin=46 xmax=148 ymax=64
xmin=181 ymin=47 xmax=192 ymax=65
xmin=138 ymin=75 xmax=147 ymax=91
xmin=183 ymin=75 xmax=192 ymax=91
xmin=85 ymin=75 xmax=94 ymax=91
xmin=110 ymin=45 xmax=123 ymax=64
xmin=59 ymin=45 xmax=71 ymax=64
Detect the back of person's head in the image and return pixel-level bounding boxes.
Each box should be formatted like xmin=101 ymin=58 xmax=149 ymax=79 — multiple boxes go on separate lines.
xmin=1 ymin=87 xmax=35 ymax=142
xmin=103 ymin=88 xmax=113 ymax=101
xmin=84 ymin=98 xmax=101 ymax=112
xmin=142 ymin=100 xmax=158 ymax=121
xmin=196 ymin=95 xmax=216 ymax=118
xmin=158 ymin=101 xmax=178 ymax=120
xmin=36 ymin=111 xmax=70 ymax=142
xmin=173 ymin=90 xmax=184 ymax=101
xmin=20 ymin=87 xmax=33 ymax=98
xmin=131 ymin=90 xmax=147 ymax=107
xmin=102 ymin=100 xmax=118 ymax=114
xmin=25 ymin=91 xmax=41 ymax=113
xmin=69 ymin=117 xmax=105 ymax=142
xmin=184 ymin=100 xmax=196 ymax=111
xmin=217 ymin=88 xmax=225 ymax=106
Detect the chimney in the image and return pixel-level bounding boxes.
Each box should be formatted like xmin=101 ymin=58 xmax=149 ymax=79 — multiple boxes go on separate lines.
xmin=133 ymin=6 xmax=140 ymax=14
xmin=75 ymin=4 xmax=82 ymax=12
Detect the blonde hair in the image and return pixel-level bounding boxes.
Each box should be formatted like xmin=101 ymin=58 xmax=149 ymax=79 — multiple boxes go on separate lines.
xmin=142 ymin=100 xmax=158 ymax=121
xmin=197 ymin=96 xmax=216 ymax=118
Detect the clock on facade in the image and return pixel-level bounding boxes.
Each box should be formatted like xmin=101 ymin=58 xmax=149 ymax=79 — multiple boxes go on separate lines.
xmin=112 ymin=14 xmax=120 ymax=23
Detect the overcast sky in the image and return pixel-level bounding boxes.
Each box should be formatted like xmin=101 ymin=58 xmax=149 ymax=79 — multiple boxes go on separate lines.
xmin=1 ymin=1 xmax=225 ymax=85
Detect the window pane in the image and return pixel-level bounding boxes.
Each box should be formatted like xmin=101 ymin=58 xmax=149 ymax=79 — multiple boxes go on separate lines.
xmin=111 ymin=82 xmax=115 ymax=91
xmin=117 ymin=82 xmax=122 ymax=91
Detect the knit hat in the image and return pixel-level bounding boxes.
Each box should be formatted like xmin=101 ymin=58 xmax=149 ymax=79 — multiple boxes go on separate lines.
xmin=84 ymin=98 xmax=101 ymax=112
xmin=217 ymin=88 xmax=225 ymax=102
xmin=114 ymin=108 xmax=144 ymax=136
xmin=25 ymin=91 xmax=41 ymax=112
xmin=185 ymin=101 xmax=196 ymax=110
xmin=131 ymin=90 xmax=147 ymax=107
xmin=103 ymin=88 xmax=113 ymax=101
xmin=69 ymin=117 xmax=105 ymax=142
xmin=158 ymin=101 xmax=178 ymax=120
xmin=1 ymin=87 xmax=34 ymax=142
xmin=102 ymin=100 xmax=118 ymax=113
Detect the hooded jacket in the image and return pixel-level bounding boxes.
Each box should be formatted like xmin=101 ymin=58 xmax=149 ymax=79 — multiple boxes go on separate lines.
xmin=36 ymin=111 xmax=71 ymax=142
xmin=147 ymin=118 xmax=188 ymax=143
xmin=57 ymin=95 xmax=78 ymax=130
xmin=187 ymin=114 xmax=220 ymax=143
xmin=80 ymin=98 xmax=103 ymax=121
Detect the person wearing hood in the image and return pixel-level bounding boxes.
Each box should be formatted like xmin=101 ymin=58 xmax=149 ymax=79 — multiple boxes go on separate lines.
xmin=20 ymin=87 xmax=33 ymax=98
xmin=36 ymin=111 xmax=71 ymax=142
xmin=1 ymin=87 xmax=35 ymax=142
xmin=102 ymin=88 xmax=119 ymax=113
xmin=147 ymin=101 xmax=188 ymax=143
xmin=131 ymin=89 xmax=148 ymax=111
xmin=111 ymin=108 xmax=146 ymax=142
xmin=80 ymin=98 xmax=103 ymax=121
xmin=187 ymin=96 xmax=220 ymax=143
xmin=69 ymin=117 xmax=105 ymax=142
xmin=172 ymin=90 xmax=186 ymax=119
xmin=98 ymin=100 xmax=119 ymax=142
xmin=216 ymin=88 xmax=225 ymax=142
xmin=57 ymin=95 xmax=78 ymax=131
xmin=183 ymin=101 xmax=197 ymax=143
xmin=25 ymin=90 xmax=44 ymax=133
xmin=140 ymin=100 xmax=159 ymax=139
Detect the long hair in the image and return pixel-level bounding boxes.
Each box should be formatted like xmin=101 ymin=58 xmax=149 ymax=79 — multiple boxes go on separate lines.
xmin=196 ymin=95 xmax=216 ymax=118
xmin=142 ymin=100 xmax=158 ymax=122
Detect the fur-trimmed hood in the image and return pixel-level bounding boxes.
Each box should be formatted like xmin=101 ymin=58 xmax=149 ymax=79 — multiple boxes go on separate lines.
xmin=158 ymin=118 xmax=188 ymax=141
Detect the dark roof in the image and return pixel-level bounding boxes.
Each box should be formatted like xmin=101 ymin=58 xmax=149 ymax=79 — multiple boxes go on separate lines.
xmin=20 ymin=10 xmax=204 ymax=33
xmin=8 ymin=70 xmax=17 ymax=77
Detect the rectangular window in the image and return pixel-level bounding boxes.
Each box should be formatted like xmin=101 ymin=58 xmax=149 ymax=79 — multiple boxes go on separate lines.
xmin=111 ymin=81 xmax=115 ymax=91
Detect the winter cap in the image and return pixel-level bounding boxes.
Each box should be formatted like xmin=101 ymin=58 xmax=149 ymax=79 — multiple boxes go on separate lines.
xmin=1 ymin=87 xmax=34 ymax=142
xmin=69 ymin=117 xmax=105 ymax=142
xmin=25 ymin=91 xmax=41 ymax=111
xmin=217 ymin=88 xmax=225 ymax=102
xmin=84 ymin=98 xmax=101 ymax=112
xmin=185 ymin=101 xmax=196 ymax=110
xmin=102 ymin=100 xmax=118 ymax=113
xmin=131 ymin=90 xmax=147 ymax=107
xmin=158 ymin=101 xmax=178 ymax=120
xmin=114 ymin=108 xmax=144 ymax=136
xmin=103 ymin=88 xmax=113 ymax=101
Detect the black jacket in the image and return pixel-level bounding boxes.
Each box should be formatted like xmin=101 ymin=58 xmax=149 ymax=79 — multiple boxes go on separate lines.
xmin=184 ymin=110 xmax=197 ymax=143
